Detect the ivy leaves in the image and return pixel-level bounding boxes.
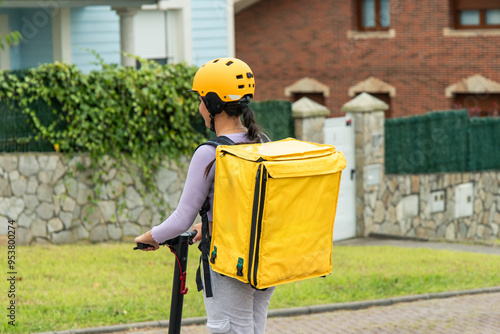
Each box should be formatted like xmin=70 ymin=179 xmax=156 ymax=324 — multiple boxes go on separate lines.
xmin=0 ymin=58 xmax=204 ymax=203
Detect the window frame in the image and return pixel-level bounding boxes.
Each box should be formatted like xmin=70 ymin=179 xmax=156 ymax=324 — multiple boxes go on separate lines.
xmin=357 ymin=0 xmax=391 ymax=32
xmin=454 ymin=1 xmax=500 ymax=29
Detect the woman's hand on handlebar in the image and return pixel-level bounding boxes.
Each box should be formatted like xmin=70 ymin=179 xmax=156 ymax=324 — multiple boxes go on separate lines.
xmin=191 ymin=223 xmax=202 ymax=243
xmin=134 ymin=230 xmax=160 ymax=251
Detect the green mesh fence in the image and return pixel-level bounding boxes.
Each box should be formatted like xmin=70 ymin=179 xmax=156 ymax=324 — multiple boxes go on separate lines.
xmin=0 ymin=69 xmax=61 ymax=153
xmin=249 ymin=100 xmax=294 ymax=140
xmin=384 ymin=118 xmax=401 ymax=172
xmin=0 ymin=99 xmax=57 ymax=153
xmin=385 ymin=114 xmax=431 ymax=174
xmin=385 ymin=109 xmax=500 ymax=174
xmin=468 ymin=117 xmax=500 ymax=171
xmin=198 ymin=100 xmax=294 ymax=141
xmin=427 ymin=110 xmax=469 ymax=172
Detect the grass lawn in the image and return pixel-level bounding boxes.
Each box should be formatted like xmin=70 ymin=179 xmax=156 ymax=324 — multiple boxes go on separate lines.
xmin=2 ymin=242 xmax=499 ymax=333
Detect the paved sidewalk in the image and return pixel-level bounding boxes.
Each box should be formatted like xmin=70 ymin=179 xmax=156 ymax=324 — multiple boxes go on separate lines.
xmin=263 ymin=292 xmax=500 ymax=333
xmin=115 ymin=291 xmax=500 ymax=334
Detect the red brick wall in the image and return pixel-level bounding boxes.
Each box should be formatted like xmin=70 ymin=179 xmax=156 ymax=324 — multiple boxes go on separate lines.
xmin=235 ymin=0 xmax=500 ymax=117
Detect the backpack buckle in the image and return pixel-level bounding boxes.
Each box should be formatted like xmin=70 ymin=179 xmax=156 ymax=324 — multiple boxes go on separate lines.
xmin=210 ymin=246 xmax=217 ymax=264
xmin=236 ymin=257 xmax=244 ymax=276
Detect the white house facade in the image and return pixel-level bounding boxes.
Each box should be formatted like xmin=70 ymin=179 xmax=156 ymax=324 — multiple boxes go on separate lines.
xmin=0 ymin=0 xmax=235 ymax=71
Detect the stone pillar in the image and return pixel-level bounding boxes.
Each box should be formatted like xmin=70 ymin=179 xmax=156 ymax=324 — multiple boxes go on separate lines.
xmin=341 ymin=93 xmax=389 ymax=237
xmin=113 ymin=7 xmax=140 ymax=67
xmin=292 ymin=97 xmax=330 ymax=143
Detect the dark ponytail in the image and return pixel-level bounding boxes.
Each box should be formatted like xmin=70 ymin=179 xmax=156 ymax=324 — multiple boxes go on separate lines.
xmin=203 ymin=96 xmax=264 ymax=178
xmin=241 ymin=104 xmax=261 ymax=143
xmin=223 ymin=96 xmax=262 ymax=143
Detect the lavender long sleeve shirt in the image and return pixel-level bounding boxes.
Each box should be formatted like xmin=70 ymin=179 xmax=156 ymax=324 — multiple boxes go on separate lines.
xmin=151 ymin=132 xmax=250 ymax=244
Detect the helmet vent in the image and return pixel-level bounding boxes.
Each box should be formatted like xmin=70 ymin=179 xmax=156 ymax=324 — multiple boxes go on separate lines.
xmin=226 ymin=61 xmax=234 ymax=66
xmin=213 ymin=59 xmax=220 ymax=63
xmin=236 ymin=74 xmax=243 ymax=79
xmin=238 ymin=85 xmax=245 ymax=89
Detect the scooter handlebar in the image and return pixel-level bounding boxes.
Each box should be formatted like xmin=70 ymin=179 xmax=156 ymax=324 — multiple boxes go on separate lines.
xmin=133 ymin=230 xmax=198 ymax=250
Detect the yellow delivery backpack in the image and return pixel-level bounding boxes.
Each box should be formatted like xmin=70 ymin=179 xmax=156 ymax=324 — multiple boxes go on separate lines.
xmin=196 ymin=137 xmax=346 ymax=297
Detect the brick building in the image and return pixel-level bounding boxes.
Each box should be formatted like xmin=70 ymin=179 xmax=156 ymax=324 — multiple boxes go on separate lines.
xmin=234 ymin=0 xmax=500 ymax=118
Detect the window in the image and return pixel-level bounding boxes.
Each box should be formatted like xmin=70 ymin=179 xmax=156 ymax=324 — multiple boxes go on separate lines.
xmin=292 ymin=93 xmax=325 ymax=106
xmin=358 ymin=0 xmax=390 ymax=31
xmin=136 ymin=58 xmax=170 ymax=70
xmin=454 ymin=0 xmax=500 ymax=29
xmin=453 ymin=94 xmax=500 ymax=117
xmin=284 ymin=77 xmax=330 ymax=106
xmin=356 ymin=93 xmax=392 ymax=118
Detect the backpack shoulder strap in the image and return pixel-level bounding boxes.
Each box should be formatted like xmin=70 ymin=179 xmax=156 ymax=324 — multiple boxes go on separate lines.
xmin=197 ymin=135 xmax=235 ymax=150
xmin=259 ymin=133 xmax=271 ymax=143
xmin=196 ymin=135 xmax=234 ymax=298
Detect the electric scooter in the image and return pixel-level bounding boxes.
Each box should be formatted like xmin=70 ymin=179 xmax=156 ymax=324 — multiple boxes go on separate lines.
xmin=134 ymin=230 xmax=198 ymax=334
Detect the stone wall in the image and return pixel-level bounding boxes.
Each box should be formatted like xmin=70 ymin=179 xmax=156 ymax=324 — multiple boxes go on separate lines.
xmin=367 ymin=172 xmax=500 ymax=241
xmin=343 ymin=93 xmax=500 ymax=242
xmin=0 ymin=153 xmax=188 ymax=245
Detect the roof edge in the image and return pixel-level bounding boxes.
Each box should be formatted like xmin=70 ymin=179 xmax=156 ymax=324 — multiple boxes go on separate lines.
xmin=0 ymin=0 xmax=157 ymax=7
xmin=234 ymin=0 xmax=263 ymax=14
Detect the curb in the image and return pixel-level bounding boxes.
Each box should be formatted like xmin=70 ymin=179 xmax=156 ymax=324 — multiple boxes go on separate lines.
xmin=36 ymin=286 xmax=500 ymax=334
xmin=268 ymin=286 xmax=500 ymax=317
xmin=367 ymin=233 xmax=500 ymax=248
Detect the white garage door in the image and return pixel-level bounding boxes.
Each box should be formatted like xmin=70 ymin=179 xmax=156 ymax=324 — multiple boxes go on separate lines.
xmin=324 ymin=116 xmax=356 ymax=241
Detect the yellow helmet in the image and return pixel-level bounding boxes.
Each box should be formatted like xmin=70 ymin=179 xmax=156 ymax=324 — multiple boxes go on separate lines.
xmin=191 ymin=57 xmax=255 ymax=102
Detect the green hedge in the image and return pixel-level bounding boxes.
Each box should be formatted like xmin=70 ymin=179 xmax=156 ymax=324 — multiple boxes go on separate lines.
xmin=0 ymin=59 xmax=203 ymax=179
xmin=0 ymin=62 xmax=294 ymax=157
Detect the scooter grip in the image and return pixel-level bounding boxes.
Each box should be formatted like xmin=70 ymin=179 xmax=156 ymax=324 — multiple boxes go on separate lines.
xmin=187 ymin=230 xmax=198 ymax=245
xmin=134 ymin=242 xmax=155 ymax=250
xmin=133 ymin=230 xmax=198 ymax=250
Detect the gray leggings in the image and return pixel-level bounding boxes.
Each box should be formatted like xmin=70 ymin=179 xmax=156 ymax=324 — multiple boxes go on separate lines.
xmin=203 ymin=265 xmax=276 ymax=333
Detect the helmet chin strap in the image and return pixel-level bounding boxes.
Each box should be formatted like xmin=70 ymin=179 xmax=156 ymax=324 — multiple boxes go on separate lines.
xmin=202 ymin=93 xmax=226 ymax=133
xmin=202 ymin=93 xmax=251 ymax=133
xmin=209 ymin=114 xmax=216 ymax=133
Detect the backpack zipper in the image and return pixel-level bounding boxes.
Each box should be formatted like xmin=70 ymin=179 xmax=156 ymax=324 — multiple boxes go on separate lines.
xmin=253 ymin=167 xmax=267 ymax=287
xmin=248 ymin=164 xmax=267 ymax=288
xmin=248 ymin=165 xmax=261 ymax=285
